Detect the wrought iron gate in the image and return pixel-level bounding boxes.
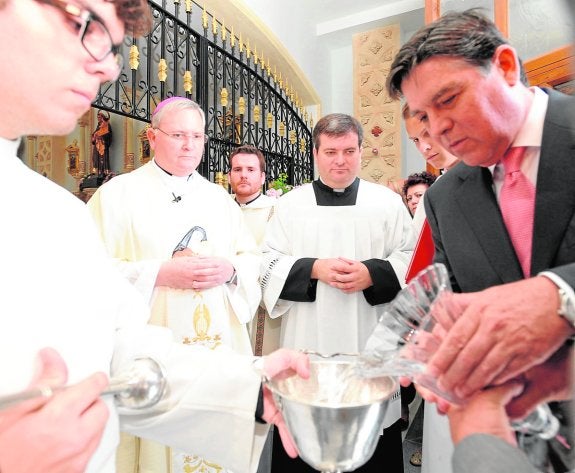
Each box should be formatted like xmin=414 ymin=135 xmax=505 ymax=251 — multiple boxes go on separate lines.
xmin=92 ymin=1 xmax=313 ymax=186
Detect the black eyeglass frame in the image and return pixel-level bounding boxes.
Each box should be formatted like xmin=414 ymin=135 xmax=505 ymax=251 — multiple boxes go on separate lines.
xmin=36 ymin=0 xmax=122 ymax=64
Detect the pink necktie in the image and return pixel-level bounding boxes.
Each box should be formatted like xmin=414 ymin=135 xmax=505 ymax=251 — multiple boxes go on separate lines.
xmin=499 ymin=146 xmax=535 ymax=277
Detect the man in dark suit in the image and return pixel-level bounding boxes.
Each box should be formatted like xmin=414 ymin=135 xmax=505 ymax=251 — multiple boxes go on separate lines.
xmin=386 ymin=9 xmax=574 ymax=472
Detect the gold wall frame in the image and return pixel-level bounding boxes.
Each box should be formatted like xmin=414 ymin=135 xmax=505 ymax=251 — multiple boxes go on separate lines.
xmin=139 ymin=125 xmax=151 ymax=164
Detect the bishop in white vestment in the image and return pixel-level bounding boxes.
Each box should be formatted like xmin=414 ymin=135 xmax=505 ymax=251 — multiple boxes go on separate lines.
xmin=88 ymin=98 xmax=261 ymax=473
xmin=88 ymin=161 xmax=261 ymax=355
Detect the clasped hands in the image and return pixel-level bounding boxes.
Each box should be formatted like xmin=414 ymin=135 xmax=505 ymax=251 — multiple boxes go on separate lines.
xmin=312 ymin=256 xmax=372 ymax=293
xmin=157 ymin=248 xmax=235 ymax=290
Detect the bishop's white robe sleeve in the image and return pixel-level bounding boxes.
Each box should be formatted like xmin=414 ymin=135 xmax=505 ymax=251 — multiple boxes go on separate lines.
xmin=87 ymin=183 xmax=162 ymax=302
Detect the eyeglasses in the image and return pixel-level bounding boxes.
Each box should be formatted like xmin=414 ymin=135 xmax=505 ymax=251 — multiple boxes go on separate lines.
xmin=154 ymin=128 xmax=209 ymax=144
xmin=37 ymin=0 xmax=123 ymax=76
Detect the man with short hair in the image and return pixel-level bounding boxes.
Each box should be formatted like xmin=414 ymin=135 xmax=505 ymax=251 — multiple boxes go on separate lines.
xmin=228 ymin=144 xmax=280 ymax=473
xmin=387 ymin=9 xmax=575 ymax=472
xmin=88 ymin=97 xmax=263 ymax=473
xmin=403 ymin=103 xmax=459 ymax=234
xmin=229 ymin=144 xmax=281 ymax=356
xmin=261 ymin=113 xmax=414 ymax=473
xmin=0 ymin=2 xmax=308 ymax=472
xmin=403 ymin=104 xmax=459 ymax=175
xmin=229 ymin=146 xmax=276 ymax=247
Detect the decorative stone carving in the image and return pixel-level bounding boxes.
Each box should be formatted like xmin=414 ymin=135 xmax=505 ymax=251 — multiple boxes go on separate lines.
xmin=360 ymin=95 xmax=372 ymax=108
xmin=371 ymin=125 xmax=383 ymax=138
xmin=380 ymin=132 xmax=394 ymax=148
xmin=369 ymin=40 xmax=383 ymax=55
xmin=370 ymin=82 xmax=385 ymax=97
xmin=382 ymin=155 xmax=396 ymax=167
xmin=369 ymin=168 xmax=384 ymax=182
xmin=381 ymin=48 xmax=393 ymax=62
xmin=382 ymin=112 xmax=394 ymax=125
xmin=353 ymin=24 xmax=401 ymax=185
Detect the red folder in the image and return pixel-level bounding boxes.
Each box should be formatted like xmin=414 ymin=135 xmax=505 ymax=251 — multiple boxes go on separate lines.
xmin=406 ymin=219 xmax=435 ymax=283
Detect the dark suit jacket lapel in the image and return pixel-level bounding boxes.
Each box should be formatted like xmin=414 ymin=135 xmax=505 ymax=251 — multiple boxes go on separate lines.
xmin=531 ymin=89 xmax=575 ymax=274
xmin=454 ymin=165 xmax=524 ymax=282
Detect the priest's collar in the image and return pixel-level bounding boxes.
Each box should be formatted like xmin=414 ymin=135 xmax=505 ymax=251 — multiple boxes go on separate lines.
xmin=235 ymin=193 xmax=262 ymax=207
xmin=313 ymin=177 xmax=359 ymax=206
xmin=152 ymin=159 xmax=196 ymax=203
xmin=152 ymin=158 xmax=194 ymax=182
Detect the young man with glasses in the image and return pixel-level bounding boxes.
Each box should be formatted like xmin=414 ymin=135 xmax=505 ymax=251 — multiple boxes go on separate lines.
xmin=0 ymin=3 xmax=308 ymax=473
xmin=88 ymin=97 xmax=265 ymax=473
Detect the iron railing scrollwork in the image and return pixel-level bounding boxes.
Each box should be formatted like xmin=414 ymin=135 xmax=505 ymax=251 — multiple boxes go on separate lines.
xmin=92 ymin=0 xmax=313 ymax=187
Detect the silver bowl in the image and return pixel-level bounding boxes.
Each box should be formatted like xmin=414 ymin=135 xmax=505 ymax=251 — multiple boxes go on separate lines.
xmin=268 ymin=359 xmax=397 ymax=473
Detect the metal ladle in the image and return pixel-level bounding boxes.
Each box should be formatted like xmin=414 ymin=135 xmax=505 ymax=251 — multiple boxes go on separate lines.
xmin=0 ymin=357 xmax=167 ymax=411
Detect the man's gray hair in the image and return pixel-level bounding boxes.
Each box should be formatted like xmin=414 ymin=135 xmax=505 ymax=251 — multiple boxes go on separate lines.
xmin=151 ymin=97 xmax=206 ymax=129
xmin=312 ymin=113 xmax=363 ymax=150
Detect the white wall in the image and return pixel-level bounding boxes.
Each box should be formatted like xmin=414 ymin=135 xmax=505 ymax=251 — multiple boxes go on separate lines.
xmin=239 ymin=0 xmax=332 ymax=104
xmin=327 ymin=45 xmax=354 ymax=115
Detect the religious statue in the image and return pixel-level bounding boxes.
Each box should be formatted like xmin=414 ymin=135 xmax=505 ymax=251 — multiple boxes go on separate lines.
xmin=91 ymin=110 xmax=113 ymax=175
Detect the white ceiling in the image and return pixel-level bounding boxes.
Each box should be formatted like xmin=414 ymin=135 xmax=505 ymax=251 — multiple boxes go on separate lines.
xmin=271 ymin=0 xmax=422 ymax=23
xmin=305 ymin=0 xmax=409 ymax=22
xmin=314 ymin=0 xmax=423 ymax=36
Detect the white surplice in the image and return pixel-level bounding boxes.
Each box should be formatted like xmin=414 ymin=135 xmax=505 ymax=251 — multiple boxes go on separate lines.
xmin=236 ymin=193 xmax=276 ymax=247
xmin=87 ymin=160 xmax=262 ymax=472
xmin=235 ymin=193 xmax=282 ymax=356
xmin=261 ymin=180 xmax=415 ymax=426
xmin=0 ymin=137 xmax=267 ymax=473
